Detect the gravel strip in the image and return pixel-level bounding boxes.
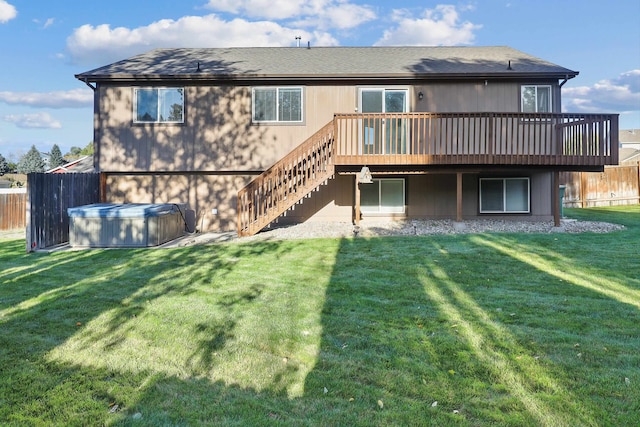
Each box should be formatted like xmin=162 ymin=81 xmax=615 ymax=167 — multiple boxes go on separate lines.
xmin=240 ymin=218 xmax=625 ymax=242
xmin=5 ymin=219 xmax=624 ymax=249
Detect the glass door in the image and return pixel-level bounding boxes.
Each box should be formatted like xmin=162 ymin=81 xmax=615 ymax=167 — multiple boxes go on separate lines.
xmin=359 ymin=89 xmax=408 ymax=155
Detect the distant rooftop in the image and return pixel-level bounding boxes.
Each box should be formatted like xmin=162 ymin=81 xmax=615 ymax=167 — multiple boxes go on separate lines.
xmin=77 ymin=46 xmax=578 ymax=83
xmin=620 ymin=129 xmax=640 ymax=143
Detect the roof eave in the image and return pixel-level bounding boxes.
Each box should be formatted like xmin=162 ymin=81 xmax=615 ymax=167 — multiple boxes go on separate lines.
xmin=76 ymin=70 xmax=579 ymax=84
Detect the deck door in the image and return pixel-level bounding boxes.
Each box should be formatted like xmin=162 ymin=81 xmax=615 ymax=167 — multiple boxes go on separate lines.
xmin=359 ymin=89 xmax=409 ymax=155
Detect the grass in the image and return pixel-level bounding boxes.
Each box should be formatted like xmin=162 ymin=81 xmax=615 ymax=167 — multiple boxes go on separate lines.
xmin=1 ymin=206 xmax=639 ymax=426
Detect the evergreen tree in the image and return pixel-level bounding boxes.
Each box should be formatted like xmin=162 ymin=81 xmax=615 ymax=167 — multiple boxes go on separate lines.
xmin=0 ymin=153 xmax=8 ymax=176
xmin=16 ymin=145 xmax=45 ymax=174
xmin=49 ymin=144 xmax=65 ymax=169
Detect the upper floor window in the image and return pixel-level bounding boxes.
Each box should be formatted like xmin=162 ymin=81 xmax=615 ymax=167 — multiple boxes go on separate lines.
xmin=252 ymin=87 xmax=303 ymax=123
xmin=134 ymin=88 xmax=184 ymax=123
xmin=521 ymin=85 xmax=552 ymax=113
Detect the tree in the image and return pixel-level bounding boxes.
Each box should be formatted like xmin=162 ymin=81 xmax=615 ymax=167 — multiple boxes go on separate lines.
xmin=80 ymin=141 xmax=94 ymax=156
xmin=49 ymin=144 xmax=66 ymax=169
xmin=65 ymin=141 xmax=93 ymax=159
xmin=16 ymin=145 xmax=45 ymax=174
xmin=0 ymin=153 xmax=8 ymax=176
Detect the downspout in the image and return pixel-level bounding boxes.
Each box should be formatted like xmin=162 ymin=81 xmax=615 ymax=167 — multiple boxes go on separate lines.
xmin=82 ymin=78 xmax=100 ymax=180
xmin=82 ymin=78 xmax=96 ymax=91
xmin=559 ymin=75 xmax=571 ymax=88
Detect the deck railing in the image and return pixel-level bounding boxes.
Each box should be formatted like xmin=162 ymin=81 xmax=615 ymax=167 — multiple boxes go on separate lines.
xmin=334 ymin=112 xmax=618 ymax=167
xmin=237 ymin=112 xmax=618 ymax=236
xmin=237 ymin=121 xmax=335 ymax=236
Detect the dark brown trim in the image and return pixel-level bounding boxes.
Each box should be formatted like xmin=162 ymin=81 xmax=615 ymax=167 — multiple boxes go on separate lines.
xmin=102 ymin=170 xmax=264 ymax=176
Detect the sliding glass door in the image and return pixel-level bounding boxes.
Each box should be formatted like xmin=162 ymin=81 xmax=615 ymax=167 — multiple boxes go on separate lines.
xmin=359 ymin=88 xmax=408 ymax=155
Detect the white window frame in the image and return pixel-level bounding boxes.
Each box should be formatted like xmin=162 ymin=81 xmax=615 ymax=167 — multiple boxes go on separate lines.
xmin=252 ymin=87 xmax=304 ymax=124
xmin=521 ymin=85 xmax=552 ymax=113
xmin=360 ymin=178 xmax=406 ymax=214
xmin=133 ymin=87 xmax=184 ymax=124
xmin=479 ymin=177 xmax=530 ymax=214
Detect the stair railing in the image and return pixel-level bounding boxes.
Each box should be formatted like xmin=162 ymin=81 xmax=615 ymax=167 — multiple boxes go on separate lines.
xmin=237 ymin=120 xmax=335 ymax=236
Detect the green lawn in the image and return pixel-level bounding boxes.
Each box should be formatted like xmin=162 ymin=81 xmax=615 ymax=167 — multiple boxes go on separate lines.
xmin=1 ymin=206 xmax=639 ymax=426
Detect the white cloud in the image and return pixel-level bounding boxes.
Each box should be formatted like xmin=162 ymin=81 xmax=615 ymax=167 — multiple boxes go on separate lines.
xmin=0 ymin=89 xmax=93 ymax=109
xmin=66 ymin=14 xmax=338 ymax=66
xmin=0 ymin=0 xmax=17 ymax=23
xmin=4 ymin=113 xmax=62 ymax=129
xmin=293 ymin=2 xmax=376 ymax=30
xmin=375 ymin=5 xmax=481 ymax=46
xmin=205 ymin=0 xmax=376 ymax=29
xmin=563 ymin=70 xmax=640 ymax=114
xmin=32 ymin=17 xmax=55 ymax=28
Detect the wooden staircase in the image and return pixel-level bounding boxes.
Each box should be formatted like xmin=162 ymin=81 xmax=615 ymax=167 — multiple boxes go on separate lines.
xmin=237 ymin=120 xmax=335 ymax=236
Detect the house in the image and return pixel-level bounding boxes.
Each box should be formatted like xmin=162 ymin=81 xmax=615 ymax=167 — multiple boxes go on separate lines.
xmin=560 ymin=129 xmax=639 ymax=207
xmin=76 ymin=46 xmax=618 ymax=236
xmin=619 ymin=129 xmax=640 ymax=165
xmin=47 ymin=156 xmax=95 ymax=174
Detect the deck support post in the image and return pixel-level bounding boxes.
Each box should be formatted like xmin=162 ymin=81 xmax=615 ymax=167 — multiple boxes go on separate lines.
xmin=553 ymin=171 xmax=561 ymax=227
xmin=456 ymin=172 xmax=463 ymax=222
xmin=354 ymin=176 xmax=361 ymax=226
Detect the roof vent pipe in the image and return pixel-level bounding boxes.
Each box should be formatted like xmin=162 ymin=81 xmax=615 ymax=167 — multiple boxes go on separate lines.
xmin=507 ymin=60 xmax=513 ymax=70
xmin=295 ymin=36 xmax=301 ymax=47
xmin=307 ymin=41 xmax=311 ymax=49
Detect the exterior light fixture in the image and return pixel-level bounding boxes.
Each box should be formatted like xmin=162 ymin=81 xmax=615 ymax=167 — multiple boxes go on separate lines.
xmin=358 ymin=166 xmax=373 ymax=184
xmin=418 ymin=91 xmax=424 ymax=100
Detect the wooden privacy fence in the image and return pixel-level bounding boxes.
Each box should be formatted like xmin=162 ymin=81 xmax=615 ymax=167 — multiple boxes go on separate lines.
xmin=0 ymin=189 xmax=27 ymax=230
xmin=560 ymin=163 xmax=640 ymax=207
xmin=27 ymin=173 xmax=101 ymax=251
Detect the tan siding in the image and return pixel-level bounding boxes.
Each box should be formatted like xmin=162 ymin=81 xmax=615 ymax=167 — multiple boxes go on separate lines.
xmin=98 ymin=82 xmax=530 ymax=173
xmin=276 ymin=174 xmax=354 ymax=224
xmin=414 ymin=82 xmax=520 ymax=113
xmin=97 ymin=81 xmax=559 ymax=232
xmin=99 ymin=85 xmax=360 ymax=173
xmin=407 ymin=175 xmax=457 ymax=217
xmin=106 ymin=173 xmax=253 ymax=232
xmin=530 ymin=172 xmax=553 ymax=218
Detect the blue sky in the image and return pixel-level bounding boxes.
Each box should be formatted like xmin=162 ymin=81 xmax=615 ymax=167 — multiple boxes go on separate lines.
xmin=0 ymin=0 xmax=638 ymax=160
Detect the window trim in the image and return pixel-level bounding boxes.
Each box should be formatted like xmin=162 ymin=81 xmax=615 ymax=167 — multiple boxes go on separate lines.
xmin=479 ymin=177 xmax=530 ymax=214
xmin=520 ymin=84 xmax=552 ymax=114
xmin=360 ymin=178 xmax=406 ymax=214
xmin=252 ymin=86 xmax=304 ymax=124
xmin=133 ymin=87 xmax=184 ymax=124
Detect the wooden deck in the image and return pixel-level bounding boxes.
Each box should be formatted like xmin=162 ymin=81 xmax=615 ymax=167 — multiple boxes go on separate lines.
xmin=334 ymin=112 xmax=618 ymax=167
xmin=238 ymin=112 xmax=619 ymax=236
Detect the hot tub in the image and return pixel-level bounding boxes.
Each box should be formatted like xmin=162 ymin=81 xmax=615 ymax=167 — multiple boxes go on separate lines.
xmin=67 ymin=203 xmax=185 ymax=248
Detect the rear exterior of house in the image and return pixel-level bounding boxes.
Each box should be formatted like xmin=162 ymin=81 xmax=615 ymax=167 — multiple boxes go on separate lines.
xmin=76 ymin=46 xmax=618 ymax=235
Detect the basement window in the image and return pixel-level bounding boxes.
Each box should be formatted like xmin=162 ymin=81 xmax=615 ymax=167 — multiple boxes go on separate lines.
xmin=361 ymin=178 xmax=405 ymax=214
xmin=252 ymin=87 xmax=303 ymax=123
xmin=134 ymin=88 xmax=184 ymax=123
xmin=480 ymin=177 xmax=530 ymax=213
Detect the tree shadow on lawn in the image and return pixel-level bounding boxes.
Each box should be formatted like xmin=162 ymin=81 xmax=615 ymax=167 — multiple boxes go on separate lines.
xmin=2 ymin=230 xmax=638 ymax=425
xmin=0 ymin=238 xmax=292 ymax=424
xmin=109 ymin=233 xmax=637 ymax=425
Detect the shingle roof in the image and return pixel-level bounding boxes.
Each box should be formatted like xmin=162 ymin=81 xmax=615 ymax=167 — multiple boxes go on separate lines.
xmin=620 ymin=129 xmax=640 ymax=143
xmin=76 ymin=46 xmax=578 ymax=83
xmin=46 ymin=156 xmax=94 ymax=174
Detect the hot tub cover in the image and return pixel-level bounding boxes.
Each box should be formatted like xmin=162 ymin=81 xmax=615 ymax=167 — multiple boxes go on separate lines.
xmin=68 ymin=203 xmax=183 ymax=218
